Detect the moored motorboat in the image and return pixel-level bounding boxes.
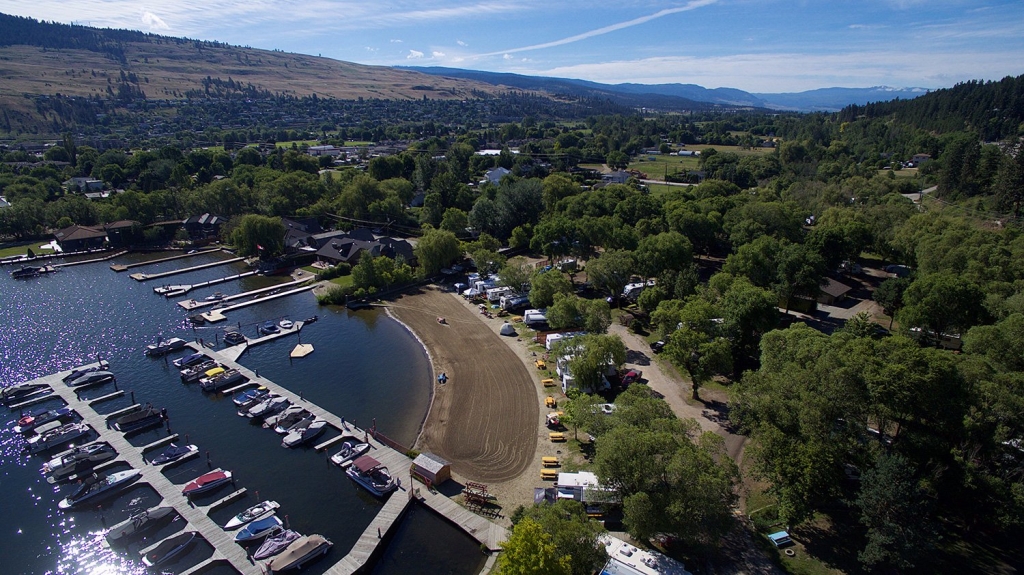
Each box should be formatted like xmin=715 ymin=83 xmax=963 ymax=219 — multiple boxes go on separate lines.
xmin=267 ymin=407 xmax=310 ymax=433
xmin=233 ymin=515 xmax=282 ymax=543
xmin=224 ymin=499 xmax=280 ymax=530
xmin=237 ymin=392 xmax=278 ymax=416
xmin=199 ymin=368 xmax=246 ymax=392
xmin=145 ymin=337 xmax=187 ymax=356
xmin=67 ymin=370 xmax=115 ymax=389
xmin=223 ymin=331 xmax=247 ymax=346
xmin=246 ymin=396 xmax=289 ymax=419
xmin=14 ymin=407 xmax=75 ymax=434
xmin=232 ymin=386 xmax=269 ymax=406
xmin=204 ymin=291 xmax=226 ymax=301
xmin=26 ymin=422 xmax=90 ymax=453
xmin=141 ymin=531 xmax=197 ymax=567
xmin=282 ymin=418 xmax=327 ymax=448
xmin=330 ymin=437 xmax=370 ymax=467
xmin=105 ymin=506 xmax=175 ymax=545
xmin=267 ymin=534 xmax=333 ymax=571
xmin=181 ymin=360 xmax=219 ymax=382
xmin=11 ymin=265 xmax=43 ymax=278
xmin=58 ymin=469 xmax=141 ymax=509
xmin=1 ymin=382 xmax=50 ymax=405
xmin=258 ymin=320 xmax=280 ymax=335
xmin=42 ymin=442 xmax=114 ymax=475
xmin=303 ymin=315 xmax=318 ymax=324
xmin=172 ymin=352 xmax=207 ymax=368
xmin=278 ymin=319 xmax=294 ymax=330
xmin=346 ymin=455 xmax=398 ymax=497
xmin=62 ymin=360 xmax=111 ymax=383
xmin=182 ymin=470 xmax=232 ymax=496
xmin=253 ymin=529 xmax=301 ymax=560
xmin=151 ymin=443 xmax=198 ymax=466
xmin=44 ymin=443 xmax=117 ymax=483
xmin=113 ymin=406 xmax=165 ymax=433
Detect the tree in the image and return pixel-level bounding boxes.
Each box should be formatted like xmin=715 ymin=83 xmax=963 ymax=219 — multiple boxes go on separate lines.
xmin=519 ymin=500 xmax=608 ymax=575
xmin=414 ymin=227 xmax=462 ymax=276
xmin=856 ymin=454 xmax=937 ymax=570
xmin=499 ymin=256 xmax=535 ymax=294
xmin=498 ymin=518 xmax=572 ymax=575
xmin=719 ymin=277 xmax=779 ymax=365
xmin=586 ymin=250 xmax=634 ymax=304
xmin=229 ymin=214 xmax=284 ymax=257
xmin=554 ymin=333 xmax=625 ymax=392
xmin=663 ymin=298 xmax=733 ymax=400
xmin=561 ymin=392 xmax=603 ymax=441
xmin=439 ymin=207 xmax=469 ymax=236
xmin=529 ymin=269 xmax=573 ymax=308
xmin=634 ymin=231 xmax=692 ymax=281
xmin=548 ymin=293 xmax=612 ymax=334
xmin=606 ymin=150 xmax=629 ymax=170
xmin=897 ymin=272 xmax=985 ymax=341
xmin=469 ymin=247 xmax=505 ymax=275
xmin=873 ymin=276 xmax=911 ymax=329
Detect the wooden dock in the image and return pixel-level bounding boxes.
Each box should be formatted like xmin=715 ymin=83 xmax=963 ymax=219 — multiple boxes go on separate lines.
xmin=154 ymin=271 xmax=257 ymax=298
xmin=110 ymin=249 xmax=224 ymax=272
xmin=54 ymin=250 xmax=129 ymax=268
xmin=129 ymin=257 xmax=245 ymax=282
xmin=20 ymin=348 xmax=507 ymax=575
xmin=177 ymin=277 xmax=310 ymax=311
xmin=198 ymin=283 xmax=315 ymax=323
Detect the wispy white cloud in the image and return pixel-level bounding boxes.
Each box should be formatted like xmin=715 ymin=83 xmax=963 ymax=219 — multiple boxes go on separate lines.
xmin=365 ymin=46 xmax=378 ymax=52
xmin=457 ymin=39 xmax=468 ymax=47
xmin=476 ymin=0 xmax=718 ymax=57
xmin=432 ymin=51 xmax=446 ymax=58
xmin=407 ymin=49 xmax=424 ymax=59
xmin=140 ymin=11 xmax=168 ymax=30
xmin=390 ymin=39 xmax=403 ymax=43
xmin=503 ymin=53 xmax=513 ymax=60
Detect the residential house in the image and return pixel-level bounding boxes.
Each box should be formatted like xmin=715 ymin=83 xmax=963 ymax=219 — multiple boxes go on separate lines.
xmin=182 ymin=213 xmax=225 ymax=240
xmin=282 ymin=217 xmax=325 ymax=253
xmin=104 ymin=220 xmax=143 ymax=248
xmin=64 ymin=177 xmax=104 ymax=192
xmin=817 ymin=278 xmax=853 ymax=305
xmin=482 ymin=167 xmax=511 ymax=185
xmin=54 ymin=224 xmax=106 ymax=252
xmin=910 ymin=153 xmax=932 ymax=167
xmin=602 ymin=170 xmax=630 ymax=185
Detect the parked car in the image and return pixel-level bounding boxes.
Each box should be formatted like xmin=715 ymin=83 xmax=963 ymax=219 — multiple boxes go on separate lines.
xmin=650 ymin=340 xmax=666 ymax=353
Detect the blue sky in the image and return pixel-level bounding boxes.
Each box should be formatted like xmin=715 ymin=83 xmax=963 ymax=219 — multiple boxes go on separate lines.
xmin=2 ymin=0 xmax=1022 ymax=92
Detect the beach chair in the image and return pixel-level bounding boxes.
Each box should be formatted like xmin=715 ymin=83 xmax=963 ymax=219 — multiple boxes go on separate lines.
xmin=542 ymin=456 xmax=559 ymax=467
xmin=545 ymin=396 xmax=556 ymax=408
xmin=540 ymin=469 xmax=558 ymax=480
xmin=549 ymin=432 xmax=566 ymax=442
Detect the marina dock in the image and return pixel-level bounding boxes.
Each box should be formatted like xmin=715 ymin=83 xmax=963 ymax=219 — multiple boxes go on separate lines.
xmin=216 ymin=320 xmax=305 ymax=362
xmin=129 ymin=257 xmax=245 ymax=282
xmin=110 ymin=249 xmax=224 ymax=272
xmin=153 ymin=271 xmax=257 ymax=298
xmin=18 ymin=346 xmax=507 ymax=574
xmin=198 ymin=283 xmax=315 ymax=323
xmin=177 ymin=277 xmax=311 ymax=311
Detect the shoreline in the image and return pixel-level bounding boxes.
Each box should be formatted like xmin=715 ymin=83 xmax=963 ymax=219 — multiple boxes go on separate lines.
xmin=383 ymin=304 xmax=437 ymax=450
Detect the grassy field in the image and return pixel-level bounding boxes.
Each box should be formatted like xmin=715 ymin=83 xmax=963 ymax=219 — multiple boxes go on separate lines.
xmin=877 ymin=167 xmax=920 ymax=178
xmin=629 ymin=145 xmax=774 ymax=180
xmin=328 ymin=274 xmax=354 ymax=287
xmin=0 ymin=242 xmax=52 ymax=259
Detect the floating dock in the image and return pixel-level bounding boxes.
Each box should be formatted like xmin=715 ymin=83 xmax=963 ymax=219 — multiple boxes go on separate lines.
xmin=110 ymin=249 xmax=224 ymax=272
xmin=198 ymin=283 xmax=315 ymax=323
xmin=177 ymin=277 xmax=311 ymax=311
xmin=18 ymin=347 xmax=507 ymax=575
xmin=153 ymin=271 xmax=257 ymax=298
xmin=217 ymin=320 xmax=305 ymax=362
xmin=129 ymin=257 xmax=245 ymax=282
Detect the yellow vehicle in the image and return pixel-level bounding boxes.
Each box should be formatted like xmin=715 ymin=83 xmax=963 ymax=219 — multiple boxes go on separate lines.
xmin=541 ymin=378 xmax=556 ymax=387
xmin=545 ymin=396 xmax=556 ymax=408
xmin=535 ymin=359 xmax=547 ymax=370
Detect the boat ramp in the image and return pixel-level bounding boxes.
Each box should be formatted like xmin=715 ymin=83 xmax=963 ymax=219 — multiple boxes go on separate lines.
xmin=16 ymin=347 xmax=507 ymax=575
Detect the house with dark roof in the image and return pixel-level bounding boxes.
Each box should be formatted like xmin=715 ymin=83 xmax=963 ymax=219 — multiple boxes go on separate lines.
xmin=54 ymin=224 xmax=106 ymax=252
xmin=313 ymin=229 xmax=417 ymax=267
xmin=183 ymin=213 xmax=225 ymax=239
xmin=104 ymin=220 xmax=143 ymax=248
xmin=817 ymin=278 xmax=853 ymax=305
xmin=282 ymin=217 xmax=325 ymax=252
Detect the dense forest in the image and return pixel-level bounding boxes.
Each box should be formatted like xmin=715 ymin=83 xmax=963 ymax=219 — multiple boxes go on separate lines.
xmin=2 ymin=33 xmax=1024 ymax=571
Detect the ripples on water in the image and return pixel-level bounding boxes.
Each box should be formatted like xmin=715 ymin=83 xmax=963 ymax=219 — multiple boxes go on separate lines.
xmin=0 ymin=252 xmax=481 ymax=575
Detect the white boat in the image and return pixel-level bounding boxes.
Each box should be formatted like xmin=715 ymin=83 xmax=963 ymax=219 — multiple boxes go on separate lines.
xmin=26 ymin=422 xmax=90 ymax=453
xmin=1 ymin=382 xmax=50 ymax=404
xmin=182 ymin=470 xmax=233 ymax=496
xmin=253 ymin=529 xmax=301 ymax=560
xmin=145 ymin=337 xmax=187 ymax=356
xmin=224 ymin=500 xmax=280 ymax=530
xmin=330 ymin=437 xmax=370 ymax=467
xmin=199 ymin=368 xmax=246 ymax=392
xmin=58 ymin=469 xmax=141 ymax=509
xmin=282 ymin=418 xmax=326 ymax=448
xmin=267 ymin=534 xmax=333 ymax=571
xmin=268 ymin=407 xmax=310 ymax=433
xmin=151 ymin=443 xmax=198 ymax=466
xmin=44 ymin=443 xmax=117 ymax=482
xmin=141 ymin=531 xmax=197 ymax=567
xmin=204 ymin=292 xmax=226 ymax=301
xmin=278 ymin=319 xmax=294 ymax=330
xmin=181 ymin=360 xmax=219 ymax=382
xmin=346 ymin=455 xmax=398 ymax=497
xmin=106 ymin=506 xmax=175 ymax=545
xmin=233 ymin=515 xmax=283 ymax=543
xmin=247 ymin=396 xmax=290 ymax=419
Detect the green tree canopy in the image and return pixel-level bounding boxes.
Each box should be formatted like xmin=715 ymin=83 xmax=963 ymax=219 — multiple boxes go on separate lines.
xmin=414 ymin=227 xmax=462 ymax=276
xmin=228 ymin=214 xmax=284 ymax=257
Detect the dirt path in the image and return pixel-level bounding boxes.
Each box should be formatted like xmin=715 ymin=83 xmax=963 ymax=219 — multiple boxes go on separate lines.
xmin=386 ymin=287 xmax=538 ymax=483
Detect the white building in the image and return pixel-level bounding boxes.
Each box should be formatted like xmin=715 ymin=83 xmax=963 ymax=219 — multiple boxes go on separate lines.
xmin=482 ymin=167 xmax=511 ymax=185
xmin=601 ymin=535 xmax=691 ymax=575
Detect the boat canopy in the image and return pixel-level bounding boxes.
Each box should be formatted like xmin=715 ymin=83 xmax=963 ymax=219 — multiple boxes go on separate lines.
xmin=352 ymin=455 xmax=381 ymax=473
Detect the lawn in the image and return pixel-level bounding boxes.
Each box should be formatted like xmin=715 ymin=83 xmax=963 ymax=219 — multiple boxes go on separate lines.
xmin=0 ymin=242 xmax=52 ymax=259
xmin=328 ymin=274 xmax=354 ymax=287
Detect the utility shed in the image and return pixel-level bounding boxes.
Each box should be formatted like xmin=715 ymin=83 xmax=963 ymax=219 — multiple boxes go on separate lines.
xmin=411 ymin=452 xmax=451 ymax=486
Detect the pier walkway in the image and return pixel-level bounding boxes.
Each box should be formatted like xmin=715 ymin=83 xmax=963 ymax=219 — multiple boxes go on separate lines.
xmin=54 ymin=250 xmax=129 ymax=268
xmin=21 ymin=347 xmax=507 ymax=574
xmin=177 ymin=277 xmax=311 ymax=311
xmin=198 ymin=283 xmax=315 ymax=323
xmin=216 ymin=320 xmax=305 ymax=362
xmin=110 ymin=249 xmax=224 ymax=272
xmin=129 ymin=257 xmax=245 ymax=282
xmin=154 ymin=271 xmax=257 ymax=298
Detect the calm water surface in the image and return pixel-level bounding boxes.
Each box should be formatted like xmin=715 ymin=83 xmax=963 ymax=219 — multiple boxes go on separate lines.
xmin=0 ymin=252 xmax=485 ymax=575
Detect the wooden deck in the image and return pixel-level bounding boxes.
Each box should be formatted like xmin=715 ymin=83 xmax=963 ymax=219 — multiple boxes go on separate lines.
xmin=129 ymin=257 xmax=245 ymax=282
xmin=21 ymin=348 xmax=508 ymax=575
xmin=110 ymin=248 xmax=224 ymax=272
xmin=177 ymin=277 xmax=310 ymax=310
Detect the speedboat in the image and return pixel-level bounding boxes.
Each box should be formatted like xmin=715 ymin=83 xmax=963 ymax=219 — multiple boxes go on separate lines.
xmin=303 ymin=315 xmax=318 ymax=324
xmin=233 ymin=515 xmax=282 ymax=543
xmin=232 ymin=386 xmax=269 ymax=406
xmin=14 ymin=407 xmax=75 ymax=434
xmin=278 ymin=319 xmax=294 ymax=330
xmin=182 ymin=470 xmax=232 ymax=496
xmin=113 ymin=406 xmax=165 ymax=433
xmin=346 ymin=455 xmax=398 ymax=497
xmin=151 ymin=443 xmax=197 ymax=466
xmin=224 ymin=499 xmax=280 ymax=530
xmin=58 ymin=469 xmax=141 ymax=509
xmin=268 ymin=407 xmax=310 ymax=433
xmin=62 ymin=360 xmax=111 ymax=383
xmin=199 ymin=368 xmax=246 ymax=392
xmin=267 ymin=534 xmax=333 ymax=571
xmin=44 ymin=443 xmax=117 ymax=483
xmin=11 ymin=265 xmax=43 ymax=278
xmin=237 ymin=393 xmax=278 ymax=416
xmin=204 ymin=292 xmax=226 ymax=301
xmin=141 ymin=531 xmax=197 ymax=567
xmin=106 ymin=506 xmax=175 ymax=545
xmin=67 ymin=370 xmax=115 ymax=388
xmin=223 ymin=331 xmax=247 ymax=346
xmin=172 ymin=352 xmax=207 ymax=368
xmin=258 ymin=321 xmax=280 ymax=335
xmin=330 ymin=437 xmax=370 ymax=467
xmin=1 ymin=382 xmax=50 ymax=405
xmin=145 ymin=337 xmax=187 ymax=356
xmin=246 ymin=396 xmax=289 ymax=419
xmin=26 ymin=422 xmax=90 ymax=453
xmin=282 ymin=418 xmax=327 ymax=448
xmin=181 ymin=360 xmax=218 ymax=382
xmin=253 ymin=529 xmax=301 ymax=560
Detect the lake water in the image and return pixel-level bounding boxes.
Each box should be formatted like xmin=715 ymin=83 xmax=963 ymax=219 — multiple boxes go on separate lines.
xmin=0 ymin=251 xmax=487 ymax=575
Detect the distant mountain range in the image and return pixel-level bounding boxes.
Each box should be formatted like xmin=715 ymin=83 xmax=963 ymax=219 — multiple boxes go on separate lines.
xmin=403 ymin=67 xmax=930 ymax=112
